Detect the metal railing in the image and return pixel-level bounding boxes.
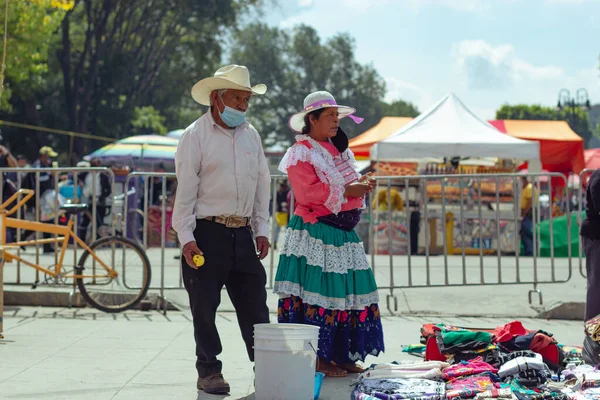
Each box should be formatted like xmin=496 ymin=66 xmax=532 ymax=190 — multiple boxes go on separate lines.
xmin=0 ymin=167 xmax=116 ymax=287
xmin=0 ymin=167 xmax=586 ymax=314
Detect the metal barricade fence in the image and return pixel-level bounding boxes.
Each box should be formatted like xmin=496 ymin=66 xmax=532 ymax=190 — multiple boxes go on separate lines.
xmin=578 ymin=168 xmax=594 ymax=279
xmin=0 ymin=167 xmax=116 ymax=287
xmin=123 ymin=172 xmax=179 ymax=309
xmin=0 ymin=168 xmax=579 ymax=314
xmin=270 ymin=172 xmax=572 ymax=310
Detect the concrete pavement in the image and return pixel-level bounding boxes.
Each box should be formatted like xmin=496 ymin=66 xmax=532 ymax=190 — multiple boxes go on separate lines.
xmin=0 ymin=306 xmax=587 ymax=400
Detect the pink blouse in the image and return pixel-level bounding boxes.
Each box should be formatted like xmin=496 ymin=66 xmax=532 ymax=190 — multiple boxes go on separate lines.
xmin=279 ymin=135 xmax=364 ymax=224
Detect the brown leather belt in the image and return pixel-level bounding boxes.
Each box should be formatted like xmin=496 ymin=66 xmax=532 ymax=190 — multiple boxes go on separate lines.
xmin=204 ymin=215 xmax=251 ymax=228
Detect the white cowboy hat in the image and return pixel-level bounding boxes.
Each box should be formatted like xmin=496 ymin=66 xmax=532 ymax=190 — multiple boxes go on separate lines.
xmin=289 ymin=91 xmax=362 ymax=133
xmin=191 ymin=64 xmax=267 ymax=106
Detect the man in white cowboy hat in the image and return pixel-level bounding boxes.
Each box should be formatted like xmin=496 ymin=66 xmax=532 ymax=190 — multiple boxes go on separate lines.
xmin=172 ymin=64 xmax=271 ymax=394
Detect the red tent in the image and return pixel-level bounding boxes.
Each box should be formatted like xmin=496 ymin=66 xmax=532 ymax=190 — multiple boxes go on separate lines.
xmin=584 ymin=148 xmax=600 ymax=170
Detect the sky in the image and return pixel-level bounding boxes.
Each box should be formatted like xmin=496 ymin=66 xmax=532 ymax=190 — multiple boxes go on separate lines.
xmin=259 ymin=0 xmax=600 ymax=119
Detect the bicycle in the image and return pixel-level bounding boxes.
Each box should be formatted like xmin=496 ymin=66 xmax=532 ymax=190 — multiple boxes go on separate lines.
xmin=0 ymin=189 xmax=152 ymax=313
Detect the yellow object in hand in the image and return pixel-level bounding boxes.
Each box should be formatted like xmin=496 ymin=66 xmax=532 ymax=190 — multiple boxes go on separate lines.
xmin=192 ymin=254 xmax=205 ymax=267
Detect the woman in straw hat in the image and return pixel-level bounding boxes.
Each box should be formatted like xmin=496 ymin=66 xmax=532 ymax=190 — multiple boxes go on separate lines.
xmin=274 ymin=91 xmax=384 ymax=377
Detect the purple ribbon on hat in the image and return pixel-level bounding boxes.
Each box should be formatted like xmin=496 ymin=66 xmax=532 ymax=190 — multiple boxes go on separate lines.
xmin=304 ymin=99 xmax=364 ymax=124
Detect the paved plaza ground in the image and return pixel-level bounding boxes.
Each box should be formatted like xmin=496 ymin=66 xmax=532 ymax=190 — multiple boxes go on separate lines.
xmin=0 ymin=307 xmax=587 ymax=400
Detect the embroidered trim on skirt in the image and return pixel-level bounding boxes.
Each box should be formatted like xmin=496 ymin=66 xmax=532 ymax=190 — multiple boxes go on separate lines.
xmin=274 ymin=214 xmax=384 ymax=363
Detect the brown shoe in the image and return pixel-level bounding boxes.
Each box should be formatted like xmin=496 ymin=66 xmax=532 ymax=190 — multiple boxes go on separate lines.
xmin=197 ymin=373 xmax=230 ymax=394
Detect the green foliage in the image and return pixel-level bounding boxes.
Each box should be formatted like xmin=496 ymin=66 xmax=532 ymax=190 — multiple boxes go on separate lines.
xmin=229 ymin=23 xmax=418 ymax=144
xmin=0 ymin=2 xmax=417 ymax=163
xmin=383 ymin=99 xmax=420 ymax=118
xmin=131 ymin=106 xmax=167 ymax=136
xmin=0 ymin=0 xmax=74 ymax=109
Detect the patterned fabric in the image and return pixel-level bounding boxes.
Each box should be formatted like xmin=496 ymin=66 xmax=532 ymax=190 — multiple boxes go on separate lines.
xmin=443 ymin=357 xmax=498 ymax=380
xmin=446 ymin=372 xmax=501 ymax=399
xmin=278 ymin=225 xmax=372 ymax=274
xmin=507 ymin=379 xmax=569 ymax=400
xmin=317 ymin=208 xmax=362 ymax=231
xmin=277 ymin=295 xmax=384 ymax=363
xmin=497 ymin=350 xmax=540 ymax=365
xmin=585 ymin=314 xmax=600 ymax=343
xmin=359 ymin=361 xmax=450 ymax=380
xmin=352 ymin=378 xmax=445 ymax=400
xmin=474 ymin=388 xmax=514 ymax=399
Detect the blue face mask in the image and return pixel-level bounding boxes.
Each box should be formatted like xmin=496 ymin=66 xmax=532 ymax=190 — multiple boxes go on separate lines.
xmin=218 ymin=95 xmax=246 ymax=127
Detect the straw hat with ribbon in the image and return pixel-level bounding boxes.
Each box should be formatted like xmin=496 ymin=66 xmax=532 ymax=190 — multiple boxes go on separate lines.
xmin=191 ymin=64 xmax=267 ymax=106
xmin=289 ymin=91 xmax=364 ymax=133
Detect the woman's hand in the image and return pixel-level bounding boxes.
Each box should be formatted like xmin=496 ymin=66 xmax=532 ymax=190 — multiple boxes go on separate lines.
xmin=344 ymin=182 xmax=372 ymax=198
xmin=360 ymin=173 xmax=377 ymax=192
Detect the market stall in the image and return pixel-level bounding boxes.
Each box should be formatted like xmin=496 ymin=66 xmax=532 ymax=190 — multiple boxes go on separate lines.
xmin=365 ymin=93 xmax=541 ymax=256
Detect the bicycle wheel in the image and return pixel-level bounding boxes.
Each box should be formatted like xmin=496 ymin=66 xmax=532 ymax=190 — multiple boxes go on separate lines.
xmin=76 ymin=236 xmax=151 ymax=313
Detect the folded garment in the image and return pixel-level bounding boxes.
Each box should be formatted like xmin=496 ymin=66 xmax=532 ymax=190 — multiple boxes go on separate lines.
xmin=498 ymin=354 xmax=547 ymax=379
xmin=494 ymin=321 xmax=530 ymax=343
xmin=443 ymin=356 xmax=498 ymax=380
xmin=507 ymin=378 xmax=569 ymax=400
xmin=352 ymin=378 xmax=446 ymax=400
xmin=497 ymin=350 xmax=540 ymax=365
xmin=437 ymin=331 xmax=491 ymax=354
xmin=446 ymin=372 xmax=501 ymax=399
xmin=443 ymin=331 xmax=493 ymax=347
xmin=359 ymin=361 xmax=450 ymax=381
xmin=474 ymin=388 xmax=515 ymax=400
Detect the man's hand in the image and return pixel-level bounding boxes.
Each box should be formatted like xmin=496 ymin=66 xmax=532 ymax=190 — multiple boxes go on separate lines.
xmin=256 ymin=236 xmax=270 ymax=260
xmin=182 ymin=241 xmax=203 ymax=269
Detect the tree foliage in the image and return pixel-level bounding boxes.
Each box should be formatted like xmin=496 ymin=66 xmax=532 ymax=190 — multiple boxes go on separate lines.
xmin=229 ymin=23 xmax=418 ymax=145
xmin=1 ymin=0 xmax=265 ymax=163
xmin=0 ymin=4 xmax=418 ymax=164
xmin=0 ymin=0 xmax=74 ymax=110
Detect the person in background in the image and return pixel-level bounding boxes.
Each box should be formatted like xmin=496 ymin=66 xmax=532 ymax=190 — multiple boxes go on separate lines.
xmin=581 ymin=169 xmax=600 ymax=322
xmin=79 ymin=158 xmax=112 ymax=239
xmin=372 ymin=187 xmax=404 ymax=212
xmin=273 ymin=180 xmax=290 ymax=248
xmin=520 ymin=176 xmax=535 ymax=256
xmin=0 ymin=139 xmax=18 ymax=241
xmin=5 ymin=154 xmax=27 ymax=184
xmin=21 ymin=146 xmax=58 ymax=253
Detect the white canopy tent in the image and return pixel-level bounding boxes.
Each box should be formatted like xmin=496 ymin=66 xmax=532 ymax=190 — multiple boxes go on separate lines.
xmin=371 ymin=93 xmax=541 ymax=169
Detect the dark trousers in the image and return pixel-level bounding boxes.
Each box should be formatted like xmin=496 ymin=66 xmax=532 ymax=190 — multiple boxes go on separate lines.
xmin=584 ymin=236 xmax=600 ymax=321
xmin=521 ymin=216 xmax=533 ymax=256
xmin=182 ymin=219 xmax=270 ymax=378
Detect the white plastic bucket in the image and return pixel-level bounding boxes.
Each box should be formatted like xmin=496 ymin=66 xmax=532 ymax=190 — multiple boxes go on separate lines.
xmin=254 ymin=323 xmax=320 ymax=400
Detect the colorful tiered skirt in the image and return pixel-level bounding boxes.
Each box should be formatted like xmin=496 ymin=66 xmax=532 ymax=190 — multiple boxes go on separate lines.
xmin=274 ymin=214 xmax=384 ymax=363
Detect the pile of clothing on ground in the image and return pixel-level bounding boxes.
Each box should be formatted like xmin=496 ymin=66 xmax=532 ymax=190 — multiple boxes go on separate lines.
xmin=351 ymin=320 xmax=598 ymax=400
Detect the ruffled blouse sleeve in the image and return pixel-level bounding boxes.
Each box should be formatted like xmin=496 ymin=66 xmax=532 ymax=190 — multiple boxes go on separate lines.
xmin=279 ymin=144 xmax=345 ymax=214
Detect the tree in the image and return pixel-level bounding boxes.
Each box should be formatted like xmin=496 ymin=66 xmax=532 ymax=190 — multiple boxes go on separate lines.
xmin=496 ymin=104 xmax=593 ymax=145
xmin=130 ymin=106 xmax=167 ymax=136
xmin=229 ymin=23 xmax=417 ymax=145
xmin=383 ymin=100 xmax=420 ymax=118
xmin=0 ymin=0 xmax=74 ymax=110
xmin=54 ymin=0 xmax=265 ymax=163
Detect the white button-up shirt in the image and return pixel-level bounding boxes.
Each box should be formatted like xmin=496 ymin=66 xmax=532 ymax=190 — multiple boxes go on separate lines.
xmin=172 ymin=112 xmax=271 ymax=246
